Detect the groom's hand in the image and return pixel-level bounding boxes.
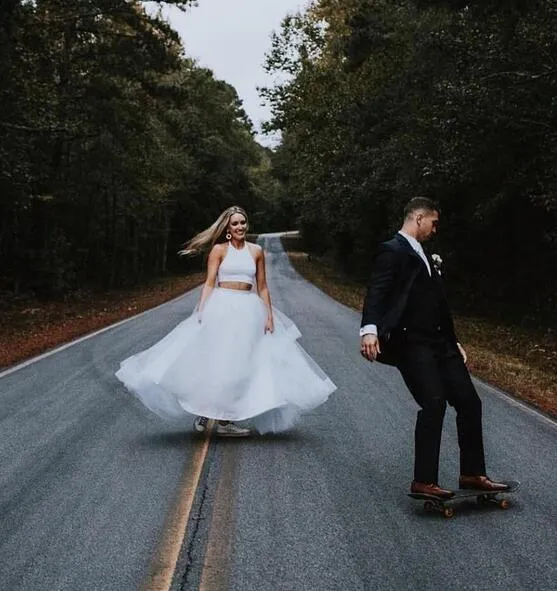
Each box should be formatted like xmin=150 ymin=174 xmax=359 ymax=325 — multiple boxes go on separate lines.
xmin=457 ymin=342 xmax=467 ymax=364
xmin=361 ymin=334 xmax=381 ymax=362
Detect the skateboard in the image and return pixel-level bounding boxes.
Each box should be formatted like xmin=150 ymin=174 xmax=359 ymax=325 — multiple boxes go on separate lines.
xmin=408 ymin=480 xmax=520 ymax=518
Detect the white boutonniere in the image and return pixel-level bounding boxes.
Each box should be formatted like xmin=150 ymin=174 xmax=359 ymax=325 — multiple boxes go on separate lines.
xmin=431 ymin=253 xmax=443 ymax=275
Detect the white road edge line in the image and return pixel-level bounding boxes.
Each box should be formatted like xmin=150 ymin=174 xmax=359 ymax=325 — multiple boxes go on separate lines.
xmin=0 ymin=231 xmax=288 ymax=380
xmin=2 ymin=232 xmax=555 ymax=432
xmin=0 ymin=289 xmax=200 ymax=380
xmin=473 ymin=377 xmax=557 ymax=429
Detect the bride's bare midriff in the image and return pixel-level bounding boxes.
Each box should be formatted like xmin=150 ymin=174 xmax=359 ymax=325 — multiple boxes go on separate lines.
xmin=218 ymin=281 xmax=253 ymax=291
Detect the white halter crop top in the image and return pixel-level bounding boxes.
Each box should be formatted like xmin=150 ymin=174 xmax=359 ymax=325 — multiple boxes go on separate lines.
xmin=217 ymin=242 xmax=256 ymax=285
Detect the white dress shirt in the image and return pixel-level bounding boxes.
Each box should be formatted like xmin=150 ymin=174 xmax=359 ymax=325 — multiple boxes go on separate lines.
xmin=359 ymin=231 xmax=430 ymax=337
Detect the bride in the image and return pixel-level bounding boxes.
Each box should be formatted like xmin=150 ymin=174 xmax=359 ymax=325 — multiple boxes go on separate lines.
xmin=115 ymin=206 xmax=336 ymax=436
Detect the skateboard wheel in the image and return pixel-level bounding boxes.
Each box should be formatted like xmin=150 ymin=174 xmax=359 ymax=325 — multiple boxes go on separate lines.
xmin=443 ymin=507 xmax=455 ymax=519
xmin=424 ymin=500 xmax=435 ymax=513
xmin=477 ymin=495 xmax=488 ymax=506
xmin=499 ymin=499 xmax=510 ymax=510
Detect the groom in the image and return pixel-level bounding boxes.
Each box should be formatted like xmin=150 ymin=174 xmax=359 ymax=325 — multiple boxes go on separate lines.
xmin=360 ymin=197 xmax=508 ymax=498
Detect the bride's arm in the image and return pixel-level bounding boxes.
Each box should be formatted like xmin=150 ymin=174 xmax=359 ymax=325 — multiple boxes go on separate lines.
xmin=196 ymin=245 xmax=221 ymax=317
xmin=255 ymin=246 xmax=274 ymax=333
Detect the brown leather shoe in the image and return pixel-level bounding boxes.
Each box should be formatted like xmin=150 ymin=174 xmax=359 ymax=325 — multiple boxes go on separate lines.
xmin=411 ymin=481 xmax=455 ymax=499
xmin=459 ymin=475 xmax=509 ymax=492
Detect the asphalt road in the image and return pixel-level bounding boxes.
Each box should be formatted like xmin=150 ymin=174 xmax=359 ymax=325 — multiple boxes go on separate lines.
xmin=1 ymin=234 xmax=556 ymax=591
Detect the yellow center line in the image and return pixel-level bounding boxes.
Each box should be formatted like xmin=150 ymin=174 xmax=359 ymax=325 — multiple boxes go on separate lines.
xmin=142 ymin=422 xmax=213 ymax=591
xmin=198 ymin=444 xmax=238 ymax=591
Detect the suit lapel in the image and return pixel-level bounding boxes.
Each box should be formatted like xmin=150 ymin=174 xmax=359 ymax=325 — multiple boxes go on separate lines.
xmin=425 ymin=252 xmax=449 ymax=301
xmin=394 ymin=233 xmax=422 ymax=264
xmin=395 ymin=234 xmax=429 ymax=277
xmin=425 ymin=252 xmax=437 ymax=277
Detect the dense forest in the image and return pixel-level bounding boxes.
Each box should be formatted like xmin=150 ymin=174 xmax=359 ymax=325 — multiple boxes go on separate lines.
xmin=0 ymin=0 xmax=279 ymax=297
xmin=2 ymin=1 xmax=556 ymax=329
xmin=263 ymin=0 xmax=557 ymax=326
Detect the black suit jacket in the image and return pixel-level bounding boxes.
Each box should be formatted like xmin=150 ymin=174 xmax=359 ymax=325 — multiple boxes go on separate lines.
xmin=361 ymin=233 xmax=458 ymax=365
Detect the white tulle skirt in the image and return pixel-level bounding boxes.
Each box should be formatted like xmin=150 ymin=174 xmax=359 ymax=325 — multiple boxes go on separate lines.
xmin=115 ymin=287 xmax=337 ymax=433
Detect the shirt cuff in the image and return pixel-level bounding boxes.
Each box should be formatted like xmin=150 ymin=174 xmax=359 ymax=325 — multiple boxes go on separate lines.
xmin=359 ymin=324 xmax=377 ymax=337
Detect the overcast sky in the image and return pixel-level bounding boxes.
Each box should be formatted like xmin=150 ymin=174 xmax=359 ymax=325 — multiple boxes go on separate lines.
xmin=146 ymin=0 xmax=308 ymax=146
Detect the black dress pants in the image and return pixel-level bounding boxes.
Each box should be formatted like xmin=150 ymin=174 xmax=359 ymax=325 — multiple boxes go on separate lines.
xmin=396 ymin=334 xmax=486 ymax=484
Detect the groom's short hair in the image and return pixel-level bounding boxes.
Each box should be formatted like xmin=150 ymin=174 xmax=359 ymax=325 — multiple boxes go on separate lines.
xmin=404 ymin=197 xmax=439 ymax=219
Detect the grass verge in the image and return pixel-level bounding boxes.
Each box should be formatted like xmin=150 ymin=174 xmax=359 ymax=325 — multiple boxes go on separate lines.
xmin=0 ymin=273 xmax=205 ymax=370
xmin=282 ymin=237 xmax=557 ymax=419
xmin=0 ymin=236 xmax=263 ymax=371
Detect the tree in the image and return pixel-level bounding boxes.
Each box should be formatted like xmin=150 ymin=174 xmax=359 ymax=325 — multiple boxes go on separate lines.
xmin=0 ymin=0 xmax=270 ymax=296
xmin=262 ymin=0 xmax=557 ymax=323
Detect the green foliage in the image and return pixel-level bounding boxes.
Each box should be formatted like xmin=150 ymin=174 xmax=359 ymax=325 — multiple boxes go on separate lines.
xmin=263 ymin=0 xmax=557 ymax=325
xmin=0 ymin=0 xmax=272 ymax=296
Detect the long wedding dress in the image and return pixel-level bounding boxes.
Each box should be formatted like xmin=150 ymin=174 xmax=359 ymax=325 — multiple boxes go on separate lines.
xmin=115 ymin=242 xmax=336 ymax=433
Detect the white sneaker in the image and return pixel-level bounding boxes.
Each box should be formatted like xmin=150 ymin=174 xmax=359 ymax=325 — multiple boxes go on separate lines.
xmin=193 ymin=416 xmax=209 ymax=433
xmin=215 ymin=422 xmax=251 ymax=437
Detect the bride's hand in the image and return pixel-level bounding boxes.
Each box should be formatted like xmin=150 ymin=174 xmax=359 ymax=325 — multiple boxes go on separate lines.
xmin=265 ymin=316 xmax=274 ymax=334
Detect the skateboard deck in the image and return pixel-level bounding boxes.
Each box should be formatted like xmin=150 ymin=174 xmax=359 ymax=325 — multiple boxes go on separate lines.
xmin=408 ymin=480 xmax=520 ymax=518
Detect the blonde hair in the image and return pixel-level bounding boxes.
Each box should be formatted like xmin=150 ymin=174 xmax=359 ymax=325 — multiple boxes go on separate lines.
xmin=178 ymin=206 xmax=249 ymax=256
